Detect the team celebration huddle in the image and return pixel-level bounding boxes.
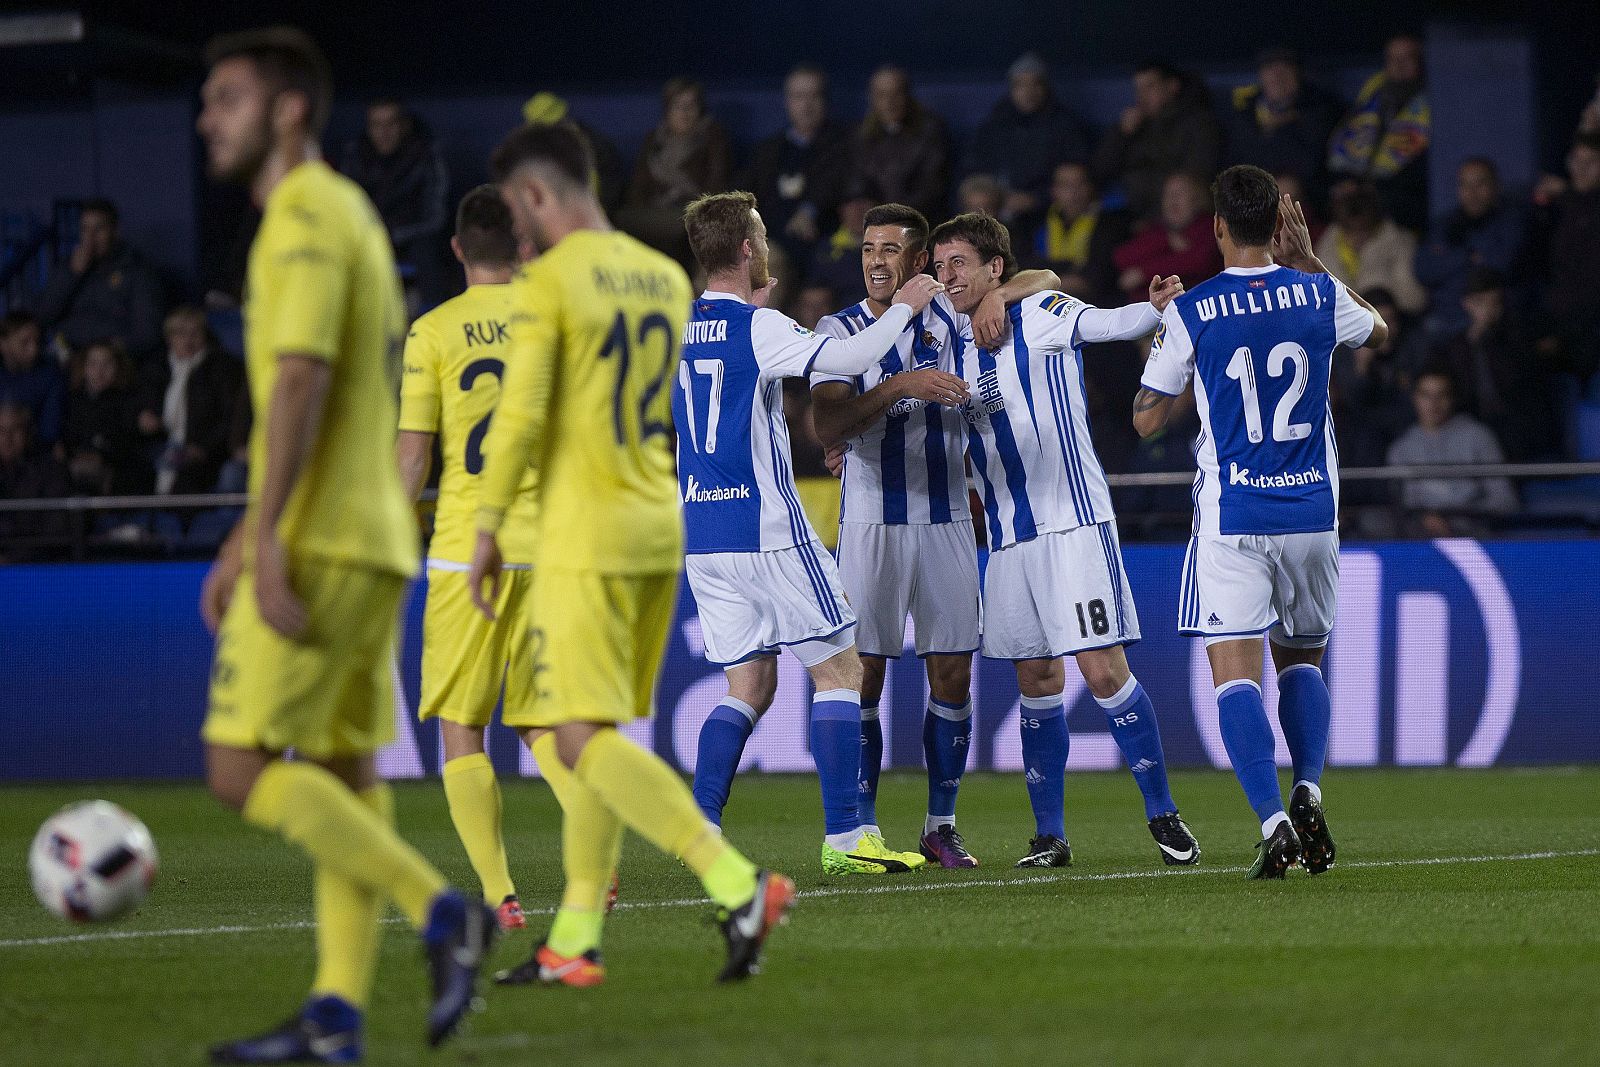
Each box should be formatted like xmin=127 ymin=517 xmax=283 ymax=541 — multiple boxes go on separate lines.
xmin=186 ymin=26 xmax=1382 ymax=1064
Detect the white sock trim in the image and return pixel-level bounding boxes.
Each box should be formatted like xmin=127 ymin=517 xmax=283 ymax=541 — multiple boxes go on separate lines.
xmin=1020 ymin=692 xmax=1065 ymax=711
xmin=1215 ymin=679 xmax=1262 ymax=700
xmin=1294 ymin=779 xmax=1322 ymax=803
xmin=859 ymin=703 xmax=881 ymax=722
xmin=1092 ymin=674 xmax=1139 ymax=709
xmin=720 ymin=696 xmax=758 ymax=723
xmin=1277 ymin=663 xmax=1323 ymax=682
xmin=824 ymin=828 xmax=866 ymax=850
xmin=927 ymin=698 xmax=973 ymax=722
xmin=924 ymin=815 xmax=956 ymax=834
xmin=1261 ymin=811 xmax=1291 ymax=838
xmin=813 ymin=689 xmax=861 ymax=705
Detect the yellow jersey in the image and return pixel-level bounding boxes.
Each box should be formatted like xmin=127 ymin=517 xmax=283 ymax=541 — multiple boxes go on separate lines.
xmin=398 ymin=283 xmax=539 ymax=563
xmin=477 ymin=229 xmax=689 ymax=574
xmin=242 ymin=159 xmax=417 ymax=577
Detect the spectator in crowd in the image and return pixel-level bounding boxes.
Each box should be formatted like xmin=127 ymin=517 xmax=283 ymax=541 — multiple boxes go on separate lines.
xmin=619 ymin=77 xmax=731 ymax=272
xmin=1530 ymin=131 xmax=1600 ymax=382
xmin=1315 ymin=179 xmax=1427 ymax=316
xmin=0 ymin=311 xmax=66 ymax=448
xmin=1332 ymin=286 xmax=1419 ymax=472
xmin=965 ymin=53 xmax=1091 ymax=222
xmin=136 ymin=306 xmax=244 ymax=495
xmin=1327 ymin=32 xmax=1431 ymax=231
xmin=958 ymin=173 xmax=1004 ymax=217
xmin=1387 ymin=368 xmax=1517 ymax=537
xmin=62 ymin=339 xmax=148 ymax=495
xmin=1274 ymin=172 xmax=1326 ymax=242
xmin=1224 ymin=48 xmax=1341 ymax=192
xmin=1093 ymin=60 xmax=1221 ymax=219
xmin=0 ymin=403 xmax=71 ymax=556
xmin=1019 ymin=162 xmax=1132 ymax=306
xmin=847 ymin=65 xmax=951 ymax=222
xmin=1413 ymin=157 xmax=1527 ymax=337
xmin=1435 ymin=268 xmax=1558 ymax=461
xmin=791 ymin=284 xmax=837 ymax=332
xmin=737 ymin=65 xmax=852 ymax=285
xmin=522 ymin=92 xmax=628 ymax=212
xmin=808 ymin=197 xmax=870 ymax=307
xmin=33 ymin=199 xmax=166 ymax=362
xmin=1111 ymin=171 xmax=1222 ymax=302
xmin=340 ymin=99 xmax=451 ymax=306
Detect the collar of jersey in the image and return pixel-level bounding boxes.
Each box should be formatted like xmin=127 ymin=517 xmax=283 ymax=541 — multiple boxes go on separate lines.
xmin=1221 ymin=265 xmax=1282 ymax=276
xmin=700 ymin=290 xmax=747 ymax=304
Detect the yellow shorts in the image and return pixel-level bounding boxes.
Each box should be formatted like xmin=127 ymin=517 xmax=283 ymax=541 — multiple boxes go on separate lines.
xmin=501 ymin=569 xmax=678 ymax=730
xmin=419 ymin=565 xmax=535 ymax=727
xmin=202 ymin=558 xmax=408 ymax=760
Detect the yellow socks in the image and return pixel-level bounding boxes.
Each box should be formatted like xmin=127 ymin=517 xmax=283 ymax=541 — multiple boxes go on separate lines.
xmin=532 ymin=733 xmax=623 ymax=955
xmin=441 ymin=753 xmax=515 ymax=905
xmin=310 ymin=783 xmax=392 ymax=1007
xmin=571 ymin=729 xmax=757 ymax=911
xmin=243 ymin=760 xmax=446 ymax=929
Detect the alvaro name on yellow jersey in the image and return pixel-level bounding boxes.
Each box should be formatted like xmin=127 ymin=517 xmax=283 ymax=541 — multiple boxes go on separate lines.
xmin=243 ymin=159 xmax=416 ymax=577
xmin=398 ymin=283 xmax=539 ymax=563
xmin=477 ymin=229 xmax=690 ymax=573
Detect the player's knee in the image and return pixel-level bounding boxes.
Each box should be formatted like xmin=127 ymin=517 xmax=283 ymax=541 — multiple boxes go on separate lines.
xmin=1015 ymin=657 xmax=1065 ymax=699
xmin=1076 ymin=650 xmax=1131 ymax=701
xmin=206 ymin=764 xmax=253 ymax=812
xmin=926 ymin=655 xmax=972 ymax=703
xmin=811 ymin=647 xmax=863 ymax=693
xmin=859 ymin=656 xmax=889 ymax=706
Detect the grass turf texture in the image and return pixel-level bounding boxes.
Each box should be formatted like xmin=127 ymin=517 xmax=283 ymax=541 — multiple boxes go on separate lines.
xmin=2 ymin=767 xmax=1597 ymax=1066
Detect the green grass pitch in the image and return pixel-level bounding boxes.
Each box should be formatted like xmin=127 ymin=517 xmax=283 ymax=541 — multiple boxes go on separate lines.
xmin=3 ymin=767 xmax=1598 ymax=1066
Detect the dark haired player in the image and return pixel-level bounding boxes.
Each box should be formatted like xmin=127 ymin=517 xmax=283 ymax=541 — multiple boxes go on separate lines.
xmin=929 ymin=212 xmax=1199 ymax=870
xmin=1134 ymin=165 xmax=1386 ymax=878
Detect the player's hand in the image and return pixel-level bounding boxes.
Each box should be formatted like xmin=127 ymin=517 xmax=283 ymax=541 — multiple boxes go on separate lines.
xmin=1148 ymin=274 xmax=1184 ymax=312
xmin=200 ymin=538 xmax=244 ymax=635
xmin=254 ymin=532 xmax=308 ymax=640
xmin=824 ymin=442 xmax=848 ymax=478
xmin=468 ymin=530 xmax=504 ymax=621
xmin=971 ymin=289 xmax=1011 ymax=349
xmin=891 ymin=274 xmax=944 ymax=314
xmin=895 ymin=368 xmax=970 ymax=407
xmin=1272 ymin=195 xmax=1319 ymax=272
xmin=753 ymin=277 xmax=779 ymax=309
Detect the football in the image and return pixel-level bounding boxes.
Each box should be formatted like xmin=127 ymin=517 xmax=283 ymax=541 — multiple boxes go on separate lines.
xmin=29 ymin=800 xmax=159 ymax=923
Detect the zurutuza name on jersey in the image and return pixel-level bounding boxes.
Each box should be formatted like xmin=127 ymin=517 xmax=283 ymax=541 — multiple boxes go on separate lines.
xmin=683 ymin=319 xmax=728 ymax=345
xmin=1229 ymin=462 xmax=1325 ymax=488
xmin=684 ymin=474 xmax=750 ymax=503
xmin=1195 ymin=281 xmax=1323 ymax=322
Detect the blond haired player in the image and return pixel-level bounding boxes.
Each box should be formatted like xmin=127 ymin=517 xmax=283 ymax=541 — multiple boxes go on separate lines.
xmin=194 ymin=26 xmax=489 ymax=1063
xmin=470 ymin=122 xmax=792 ymax=990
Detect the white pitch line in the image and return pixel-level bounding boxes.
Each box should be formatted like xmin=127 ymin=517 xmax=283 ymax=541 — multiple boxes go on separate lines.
xmin=6 ymin=847 xmax=1597 ymax=950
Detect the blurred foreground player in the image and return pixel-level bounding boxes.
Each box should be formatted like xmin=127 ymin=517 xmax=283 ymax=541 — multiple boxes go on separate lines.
xmin=1134 ymin=166 xmax=1386 ymax=878
xmin=470 ymin=125 xmax=792 ymax=988
xmin=195 ymin=27 xmax=491 ymax=1063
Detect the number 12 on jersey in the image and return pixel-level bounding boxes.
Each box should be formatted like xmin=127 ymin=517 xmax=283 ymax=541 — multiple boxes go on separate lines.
xmin=1224 ymin=342 xmax=1311 ymax=444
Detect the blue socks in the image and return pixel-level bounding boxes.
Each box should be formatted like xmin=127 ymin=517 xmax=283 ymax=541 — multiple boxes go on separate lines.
xmin=1095 ymin=676 xmax=1176 ymax=820
xmin=692 ymin=698 xmax=756 ymax=826
xmin=1019 ymin=693 xmax=1069 ymax=839
xmin=811 ymin=690 xmax=863 ymax=836
xmin=924 ymin=697 xmax=972 ymax=828
xmin=1276 ymin=664 xmax=1331 ymax=789
xmin=858 ymin=705 xmax=883 ymax=828
xmin=1216 ymin=679 xmax=1285 ymax=825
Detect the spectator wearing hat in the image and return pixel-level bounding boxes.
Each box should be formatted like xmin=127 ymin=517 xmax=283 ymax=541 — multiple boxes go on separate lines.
xmin=965 ymin=53 xmax=1091 ymax=222
xmin=1224 ymin=48 xmax=1341 ymax=192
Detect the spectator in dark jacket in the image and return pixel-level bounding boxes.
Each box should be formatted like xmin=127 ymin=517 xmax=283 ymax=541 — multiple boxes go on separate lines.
xmin=619 ymin=77 xmax=731 ymax=273
xmin=136 ymin=306 xmax=244 ymax=495
xmin=808 ymin=198 xmax=871 ymax=309
xmin=1018 ymin=162 xmax=1131 ymax=306
xmin=1094 ymin=61 xmax=1221 ymax=219
xmin=1414 ymin=158 xmax=1527 ymax=337
xmin=737 ymin=66 xmax=853 ymax=288
xmin=965 ymin=53 xmax=1091 ymax=223
xmin=1224 ymin=48 xmax=1341 ymax=192
xmin=341 ymin=99 xmax=451 ymax=306
xmin=1531 ymin=132 xmax=1600 ymax=381
xmin=33 ymin=199 xmax=166 ymax=362
xmin=62 ymin=339 xmax=148 ymax=495
xmin=848 ymin=66 xmax=951 ymax=222
xmin=1112 ymin=172 xmax=1222 ymax=301
xmin=0 ymin=403 xmax=71 ymax=556
xmin=0 ymin=311 xmax=66 ymax=448
xmin=1327 ymin=33 xmax=1431 ymax=232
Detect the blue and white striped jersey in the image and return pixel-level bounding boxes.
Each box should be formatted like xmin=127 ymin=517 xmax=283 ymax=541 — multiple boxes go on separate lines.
xmin=958 ymin=291 xmax=1160 ymax=550
xmin=811 ymin=293 xmax=970 ymax=526
xmin=1140 ymin=265 xmax=1375 ymax=536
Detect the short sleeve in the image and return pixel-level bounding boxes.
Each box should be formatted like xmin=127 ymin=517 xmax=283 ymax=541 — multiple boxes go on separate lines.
xmin=262 ymin=191 xmax=350 ymax=361
xmin=1331 ymin=277 xmax=1377 ymax=348
xmin=1139 ymin=305 xmax=1195 ymax=396
xmin=809 ymin=313 xmax=858 ymax=388
xmin=752 ymin=308 xmax=831 ymax=381
xmin=397 ymin=321 xmax=442 ymax=432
